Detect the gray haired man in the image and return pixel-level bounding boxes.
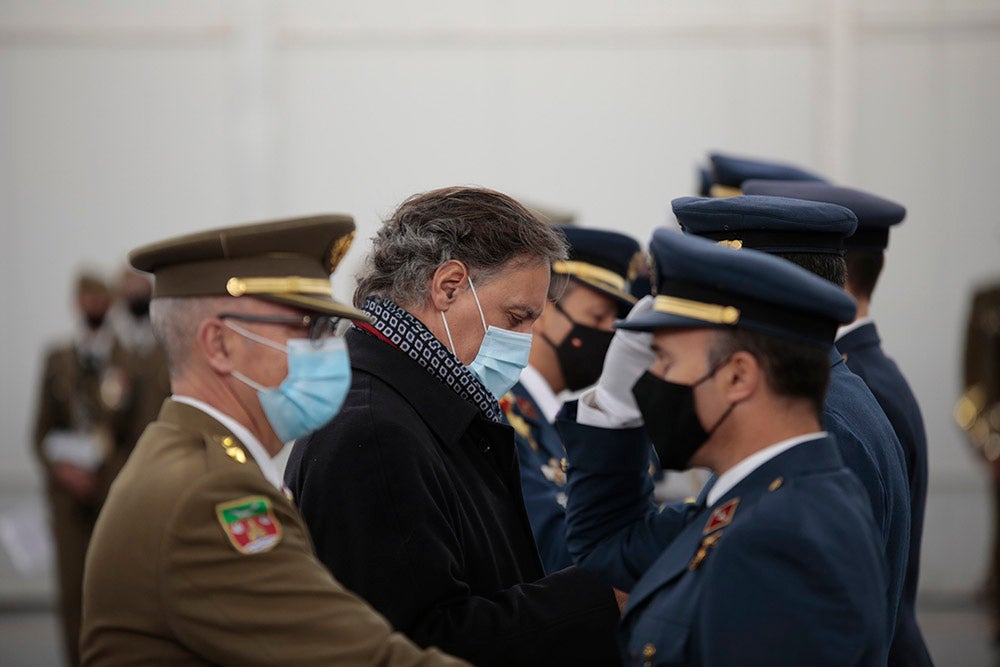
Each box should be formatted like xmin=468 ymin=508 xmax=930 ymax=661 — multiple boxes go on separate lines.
xmin=286 ymin=187 xmax=622 ymax=666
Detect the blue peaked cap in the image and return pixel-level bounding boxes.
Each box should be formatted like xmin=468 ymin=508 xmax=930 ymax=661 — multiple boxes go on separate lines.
xmin=742 ymin=180 xmax=906 ymax=251
xmin=555 ymin=225 xmax=642 ymax=315
xmin=673 ymin=195 xmax=858 ymax=255
xmin=617 ymin=230 xmax=856 ymax=346
xmin=709 ymin=152 xmax=828 ymax=188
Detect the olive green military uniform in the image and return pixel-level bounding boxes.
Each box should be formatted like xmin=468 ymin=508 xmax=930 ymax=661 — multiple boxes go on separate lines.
xmin=82 ymin=213 xmax=467 ymax=666
xmin=33 ymin=337 xmax=139 ymax=667
xmin=108 ymin=343 xmax=171 ymax=490
xmin=957 ymin=283 xmax=1000 ymax=630
xmin=82 ymin=399 xmax=465 ymax=666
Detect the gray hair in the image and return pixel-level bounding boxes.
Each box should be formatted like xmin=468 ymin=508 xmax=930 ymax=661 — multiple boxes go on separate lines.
xmin=150 ymin=296 xmax=237 ymax=378
xmin=354 ymin=186 xmax=569 ymax=308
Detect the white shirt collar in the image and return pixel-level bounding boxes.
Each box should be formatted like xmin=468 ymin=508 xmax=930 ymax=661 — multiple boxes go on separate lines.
xmin=836 ymin=316 xmax=874 ymax=341
xmin=518 ymin=364 xmax=563 ymax=424
xmin=706 ymin=432 xmax=827 ymax=507
xmin=171 ymin=395 xmax=285 ymax=492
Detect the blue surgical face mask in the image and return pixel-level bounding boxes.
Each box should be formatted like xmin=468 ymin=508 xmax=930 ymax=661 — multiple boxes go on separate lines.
xmin=226 ymin=321 xmax=352 ymax=443
xmin=440 ymin=277 xmax=532 ymax=400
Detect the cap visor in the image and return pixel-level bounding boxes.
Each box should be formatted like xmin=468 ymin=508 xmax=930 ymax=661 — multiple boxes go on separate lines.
xmin=261 ymin=294 xmax=372 ymax=323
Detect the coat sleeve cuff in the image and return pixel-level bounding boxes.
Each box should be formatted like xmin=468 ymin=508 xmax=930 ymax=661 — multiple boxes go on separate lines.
xmin=556 ymin=400 xmax=652 ymax=474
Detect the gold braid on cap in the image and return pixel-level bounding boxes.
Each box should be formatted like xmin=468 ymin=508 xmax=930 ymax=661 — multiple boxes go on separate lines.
xmin=654 ymin=295 xmax=740 ymax=325
xmin=226 ymin=277 xmax=333 ymax=298
xmin=553 ymin=261 xmax=626 ymax=294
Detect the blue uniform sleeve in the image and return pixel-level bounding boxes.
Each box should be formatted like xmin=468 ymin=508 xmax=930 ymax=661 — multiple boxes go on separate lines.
xmin=515 ymin=435 xmax=574 ymax=573
xmin=557 ymin=401 xmax=693 ymax=591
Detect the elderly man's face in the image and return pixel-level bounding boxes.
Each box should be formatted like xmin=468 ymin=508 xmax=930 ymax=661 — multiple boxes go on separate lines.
xmin=221 ymin=299 xmax=313 ymax=444
xmin=447 ymin=259 xmax=551 ymax=366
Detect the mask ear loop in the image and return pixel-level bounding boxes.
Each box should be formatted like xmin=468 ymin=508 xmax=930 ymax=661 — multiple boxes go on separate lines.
xmin=223 ymin=320 xmax=286 ymax=391
xmin=466 ymin=276 xmax=489 ymax=333
xmin=440 ymin=310 xmax=457 ymax=354
xmin=224 ymin=320 xmax=288 ymax=353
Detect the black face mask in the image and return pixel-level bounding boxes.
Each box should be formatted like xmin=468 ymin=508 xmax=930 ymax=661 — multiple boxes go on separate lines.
xmin=128 ymin=298 xmax=151 ymax=319
xmin=541 ymin=302 xmax=615 ymax=391
xmin=631 ymin=358 xmax=736 ymax=471
xmin=85 ymin=313 xmax=106 ymax=331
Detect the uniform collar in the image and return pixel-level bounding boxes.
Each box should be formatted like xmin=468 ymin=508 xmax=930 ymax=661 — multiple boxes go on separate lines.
xmin=517 ymin=364 xmax=562 ymax=424
xmin=171 ymin=394 xmax=285 ymax=492
xmin=836 ymin=316 xmax=874 ymax=341
xmin=706 ymin=432 xmax=827 ymax=507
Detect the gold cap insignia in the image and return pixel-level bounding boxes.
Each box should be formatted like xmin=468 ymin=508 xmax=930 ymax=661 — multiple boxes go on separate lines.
xmin=327 ymin=230 xmax=356 ymax=272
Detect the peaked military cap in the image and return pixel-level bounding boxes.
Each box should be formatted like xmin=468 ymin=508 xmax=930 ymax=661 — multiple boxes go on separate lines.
xmin=708 ymin=152 xmax=827 ymax=197
xmin=673 ymin=195 xmax=858 ymax=255
xmin=742 ymin=180 xmax=906 ymax=251
xmin=617 ymin=230 xmax=857 ymax=346
xmin=129 ymin=214 xmax=370 ymax=321
xmin=524 ymin=201 xmax=577 ymax=226
xmin=554 ymin=226 xmax=642 ymax=315
xmin=696 ymin=164 xmax=714 ymax=197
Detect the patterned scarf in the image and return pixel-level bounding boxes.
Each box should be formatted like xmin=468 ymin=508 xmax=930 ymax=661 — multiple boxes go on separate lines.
xmin=357 ymin=297 xmax=504 ymax=423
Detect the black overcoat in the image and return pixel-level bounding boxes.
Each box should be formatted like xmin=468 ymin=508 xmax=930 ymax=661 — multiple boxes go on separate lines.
xmin=286 ymin=328 xmax=620 ymax=666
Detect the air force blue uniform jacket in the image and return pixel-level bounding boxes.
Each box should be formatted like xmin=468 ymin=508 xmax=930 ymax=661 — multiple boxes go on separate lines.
xmin=502 ymin=382 xmax=575 ymax=573
xmin=503 ymin=381 xmax=657 ymax=574
xmin=823 ymin=346 xmax=911 ymax=647
xmin=839 ymin=322 xmax=932 ymax=666
xmin=556 ymin=403 xmax=887 ymax=666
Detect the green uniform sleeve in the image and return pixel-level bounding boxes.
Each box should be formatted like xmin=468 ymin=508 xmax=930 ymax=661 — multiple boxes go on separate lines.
xmin=161 ymin=469 xmax=469 ymax=667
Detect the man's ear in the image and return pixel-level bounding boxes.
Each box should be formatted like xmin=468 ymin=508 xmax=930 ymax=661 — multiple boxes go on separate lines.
xmin=721 ymin=350 xmax=760 ymax=403
xmin=429 ymin=260 xmax=469 ymax=312
xmin=198 ymin=317 xmax=236 ymax=375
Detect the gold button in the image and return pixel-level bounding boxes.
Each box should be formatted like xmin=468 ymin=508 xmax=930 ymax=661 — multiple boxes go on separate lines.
xmin=221 ymin=436 xmax=234 ymax=447
xmin=643 ymin=642 xmax=656 ymax=659
xmin=226 ymin=448 xmax=247 ymax=464
xmin=560 ymin=457 xmax=568 ymax=473
xmin=769 ymin=477 xmax=783 ymax=492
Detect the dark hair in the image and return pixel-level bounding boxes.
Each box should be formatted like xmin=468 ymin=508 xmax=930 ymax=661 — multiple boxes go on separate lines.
xmin=354 ymin=186 xmax=569 ymax=307
xmin=776 ymin=252 xmax=847 ymax=288
xmin=845 ymin=251 xmax=885 ymax=301
xmin=707 ymin=328 xmax=830 ymax=416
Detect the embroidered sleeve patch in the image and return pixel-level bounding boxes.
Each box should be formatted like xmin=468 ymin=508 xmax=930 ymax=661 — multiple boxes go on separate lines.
xmin=215 ymin=496 xmax=282 ymax=554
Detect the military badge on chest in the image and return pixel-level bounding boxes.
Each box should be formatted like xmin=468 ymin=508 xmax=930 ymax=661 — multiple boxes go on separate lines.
xmin=689 ymin=497 xmax=739 ymax=571
xmin=216 ymin=496 xmax=283 ymax=554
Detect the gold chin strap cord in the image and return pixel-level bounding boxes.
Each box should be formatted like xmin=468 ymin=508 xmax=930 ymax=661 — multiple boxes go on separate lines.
xmin=552 ymin=261 xmax=626 ymax=293
xmin=226 ymin=276 xmax=333 ymax=298
xmin=653 ymin=295 xmax=740 ymax=325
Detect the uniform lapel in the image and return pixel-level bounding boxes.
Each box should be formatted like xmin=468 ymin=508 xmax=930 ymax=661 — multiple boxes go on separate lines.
xmin=513 ymin=383 xmax=566 ymax=461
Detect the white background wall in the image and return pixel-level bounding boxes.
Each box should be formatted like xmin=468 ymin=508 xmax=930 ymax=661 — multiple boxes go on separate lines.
xmin=2 ymin=0 xmax=999 ymax=596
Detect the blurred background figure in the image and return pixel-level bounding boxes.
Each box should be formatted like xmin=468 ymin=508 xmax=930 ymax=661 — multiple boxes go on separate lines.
xmin=31 ymin=273 xmax=127 ymax=667
xmin=108 ymin=267 xmax=172 ymax=458
xmin=957 ymin=282 xmax=1000 ymax=641
xmin=31 ymin=270 xmax=171 ymax=666
xmin=109 ymin=267 xmax=156 ymax=357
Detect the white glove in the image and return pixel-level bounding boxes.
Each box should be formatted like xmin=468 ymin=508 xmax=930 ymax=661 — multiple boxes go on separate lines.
xmin=578 ymin=296 xmax=656 ymax=428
